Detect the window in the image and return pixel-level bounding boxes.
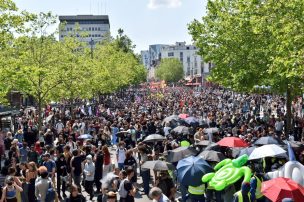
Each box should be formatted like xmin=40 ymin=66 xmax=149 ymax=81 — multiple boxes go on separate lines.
xmin=60 ymin=35 xmax=64 ymax=38
xmin=168 ymin=52 xmax=174 ymax=57
xmin=89 ymin=27 xmax=91 ymax=31
xmin=98 ymin=27 xmax=101 ymax=31
xmin=187 ymin=56 xmax=190 ymax=63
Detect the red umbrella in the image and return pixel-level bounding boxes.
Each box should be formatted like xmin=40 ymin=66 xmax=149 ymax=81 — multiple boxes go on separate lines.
xmin=261 ymin=177 xmax=304 ymax=202
xmin=217 ymin=137 xmax=249 ymax=148
xmin=178 ymin=114 xmax=189 ymax=119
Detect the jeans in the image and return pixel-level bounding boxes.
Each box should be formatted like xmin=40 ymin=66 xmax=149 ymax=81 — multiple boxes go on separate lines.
xmin=118 ymin=163 xmax=124 ymax=170
xmin=141 ymin=169 xmax=150 ymax=195
xmin=112 ymin=134 xmax=117 ymax=145
xmin=73 ymin=174 xmax=82 ymax=190
xmin=57 ymin=175 xmax=66 ymax=197
xmin=85 ymin=180 xmax=94 ymax=199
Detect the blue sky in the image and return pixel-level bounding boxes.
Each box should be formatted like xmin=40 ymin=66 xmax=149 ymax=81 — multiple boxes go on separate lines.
xmin=14 ymin=0 xmax=207 ymax=53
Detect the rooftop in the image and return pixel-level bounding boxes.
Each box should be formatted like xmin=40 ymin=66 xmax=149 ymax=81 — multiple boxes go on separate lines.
xmin=59 ymin=15 xmax=109 ymax=21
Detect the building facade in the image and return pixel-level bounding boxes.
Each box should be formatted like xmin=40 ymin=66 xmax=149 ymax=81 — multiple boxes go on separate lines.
xmin=140 ymin=50 xmax=150 ymax=69
xmin=161 ymin=42 xmax=211 ymax=83
xmin=59 ymin=15 xmax=110 ymax=45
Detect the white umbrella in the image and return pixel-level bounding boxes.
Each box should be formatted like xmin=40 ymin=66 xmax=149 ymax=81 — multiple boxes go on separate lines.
xmin=249 ymin=144 xmax=287 ymax=160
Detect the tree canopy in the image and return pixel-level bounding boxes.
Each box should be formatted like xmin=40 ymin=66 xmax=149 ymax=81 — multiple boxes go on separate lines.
xmin=155 ymin=58 xmax=184 ymax=82
xmin=188 ymin=0 xmax=304 ymax=132
xmin=188 ymin=0 xmax=304 ymax=94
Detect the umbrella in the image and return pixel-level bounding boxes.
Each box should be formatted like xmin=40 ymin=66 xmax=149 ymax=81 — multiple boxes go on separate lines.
xmin=177 ymin=156 xmax=213 ymax=186
xmin=162 ymin=115 xmax=179 ymax=124
xmin=185 ymin=117 xmax=199 ymax=125
xmin=217 ymin=137 xmax=249 ymax=148
xmin=204 ymin=143 xmax=221 ymax=152
xmin=197 ymin=140 xmax=214 ymax=146
xmin=204 ymin=128 xmax=219 ymax=134
xmin=239 ymin=146 xmax=256 ymax=156
xmin=143 ymin=134 xmax=166 ymax=143
xmin=283 ymin=140 xmax=304 ymax=151
xmin=173 ymin=126 xmax=189 ymax=134
xmin=141 ymin=160 xmax=175 ymax=171
xmin=166 ymin=146 xmax=198 ymax=163
xmin=199 ymin=150 xmax=225 ymax=162
xmin=178 ymin=114 xmax=189 ymax=119
xmin=254 ymin=136 xmax=284 ymax=145
xmin=249 ymin=144 xmax=287 ymax=160
xmin=77 ymin=134 xmax=93 ymax=139
xmin=261 ymin=177 xmax=304 ymax=202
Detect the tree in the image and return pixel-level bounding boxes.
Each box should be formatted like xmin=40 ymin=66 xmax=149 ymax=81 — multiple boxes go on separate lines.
xmin=155 ymin=58 xmax=184 ymax=83
xmin=0 ymin=0 xmax=34 ymax=104
xmin=188 ymin=0 xmax=304 ymax=133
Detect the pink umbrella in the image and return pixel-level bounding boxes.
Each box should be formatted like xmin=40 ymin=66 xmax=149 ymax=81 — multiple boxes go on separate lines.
xmin=178 ymin=114 xmax=189 ymax=119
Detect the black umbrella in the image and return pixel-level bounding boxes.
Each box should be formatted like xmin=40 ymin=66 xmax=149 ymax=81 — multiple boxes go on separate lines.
xmin=254 ymin=136 xmax=285 ymax=145
xmin=204 ymin=143 xmax=221 ymax=152
xmin=162 ymin=115 xmax=179 ymax=124
xmin=141 ymin=160 xmax=175 ymax=171
xmin=232 ymin=146 xmax=257 ymax=158
xmin=166 ymin=146 xmax=198 ymax=163
xmin=199 ymin=150 xmax=225 ymax=162
xmin=143 ymin=134 xmax=166 ymax=143
xmin=173 ymin=126 xmax=189 ymax=134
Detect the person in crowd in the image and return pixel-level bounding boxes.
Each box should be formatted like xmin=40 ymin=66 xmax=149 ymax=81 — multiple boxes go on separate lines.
xmin=149 ymin=187 xmax=170 ymax=202
xmin=116 ymin=141 xmax=126 ymax=170
xmin=138 ymin=145 xmax=150 ymax=195
xmin=84 ymin=155 xmax=95 ymax=200
xmin=35 ymin=170 xmax=54 ymax=202
xmin=233 ymin=182 xmax=251 ymax=202
xmin=123 ymin=150 xmax=137 ymax=186
xmin=156 ymin=171 xmax=176 ymax=201
xmin=42 ymin=153 xmax=56 ymax=180
xmin=94 ymin=146 xmax=104 ymax=194
xmin=0 ymin=176 xmax=23 ymax=202
xmin=70 ymin=149 xmax=85 ymax=190
xmin=66 ymin=184 xmax=86 ymax=202
xmin=102 ymin=146 xmax=112 ymax=178
xmin=56 ymin=153 xmax=67 ymax=199
xmin=26 ymin=162 xmax=37 ymax=202
xmin=119 ymin=168 xmax=136 ymax=202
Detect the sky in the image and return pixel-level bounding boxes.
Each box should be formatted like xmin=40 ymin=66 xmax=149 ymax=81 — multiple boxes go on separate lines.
xmin=14 ymin=0 xmax=207 ymax=53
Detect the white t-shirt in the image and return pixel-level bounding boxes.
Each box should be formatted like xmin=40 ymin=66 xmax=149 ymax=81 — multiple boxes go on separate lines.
xmin=117 ymin=148 xmax=126 ymax=163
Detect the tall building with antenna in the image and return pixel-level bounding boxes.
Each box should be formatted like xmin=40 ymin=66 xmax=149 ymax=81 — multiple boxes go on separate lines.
xmin=59 ymin=15 xmax=110 ymax=45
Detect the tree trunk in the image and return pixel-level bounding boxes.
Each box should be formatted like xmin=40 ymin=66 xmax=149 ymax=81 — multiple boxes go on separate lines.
xmin=286 ymin=85 xmax=292 ymax=135
xmin=38 ymin=98 xmax=42 ymax=131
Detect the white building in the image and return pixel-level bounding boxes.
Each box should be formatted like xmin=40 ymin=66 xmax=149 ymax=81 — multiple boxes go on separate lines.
xmin=59 ymin=15 xmax=110 ymax=45
xmin=161 ymin=42 xmax=211 ymax=83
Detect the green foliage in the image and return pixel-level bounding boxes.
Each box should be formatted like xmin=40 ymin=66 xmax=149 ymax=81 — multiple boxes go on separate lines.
xmin=155 ymin=58 xmax=184 ymax=82
xmin=188 ymin=0 xmax=304 ymax=94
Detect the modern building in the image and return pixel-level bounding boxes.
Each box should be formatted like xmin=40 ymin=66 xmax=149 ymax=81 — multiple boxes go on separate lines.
xmin=59 ymin=15 xmax=110 ymax=45
xmin=161 ymin=42 xmax=212 ymax=84
xmin=140 ymin=50 xmax=150 ymax=69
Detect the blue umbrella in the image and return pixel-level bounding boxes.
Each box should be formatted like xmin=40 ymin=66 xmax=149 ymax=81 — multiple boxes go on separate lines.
xmin=254 ymin=136 xmax=284 ymax=145
xmin=238 ymin=146 xmax=257 ymax=157
xmin=177 ymin=156 xmax=213 ymax=186
xmin=78 ymin=134 xmax=93 ymax=139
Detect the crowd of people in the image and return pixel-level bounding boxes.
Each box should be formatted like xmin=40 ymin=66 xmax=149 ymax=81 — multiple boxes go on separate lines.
xmin=0 ymin=86 xmax=303 ymax=202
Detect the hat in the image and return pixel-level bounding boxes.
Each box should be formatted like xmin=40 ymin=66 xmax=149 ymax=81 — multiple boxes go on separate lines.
xmin=17 ymin=129 xmax=23 ymax=134
xmin=86 ymin=155 xmax=92 ymax=160
xmin=44 ymin=153 xmax=50 ymax=157
xmin=12 ymin=139 xmax=19 ymax=144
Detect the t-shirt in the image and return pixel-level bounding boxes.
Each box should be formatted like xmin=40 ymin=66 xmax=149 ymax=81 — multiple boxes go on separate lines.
xmin=124 ymin=180 xmax=134 ymax=202
xmin=117 ymin=148 xmax=126 ymax=163
xmin=43 ymin=160 xmax=56 ymax=173
xmin=72 ymin=155 xmax=85 ymax=176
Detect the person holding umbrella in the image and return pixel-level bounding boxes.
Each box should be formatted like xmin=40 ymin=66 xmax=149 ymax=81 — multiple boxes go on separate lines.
xmin=188 ymin=182 xmax=207 ymax=202
xmin=233 ymin=182 xmax=251 ymax=202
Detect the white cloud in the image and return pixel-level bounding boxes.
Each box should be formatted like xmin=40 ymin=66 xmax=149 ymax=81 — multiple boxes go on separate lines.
xmin=148 ymin=0 xmax=182 ymax=9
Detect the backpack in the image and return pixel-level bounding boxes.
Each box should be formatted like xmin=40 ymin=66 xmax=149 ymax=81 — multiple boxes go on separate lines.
xmin=118 ymin=179 xmax=128 ymax=198
xmin=45 ymin=182 xmax=56 ymax=202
